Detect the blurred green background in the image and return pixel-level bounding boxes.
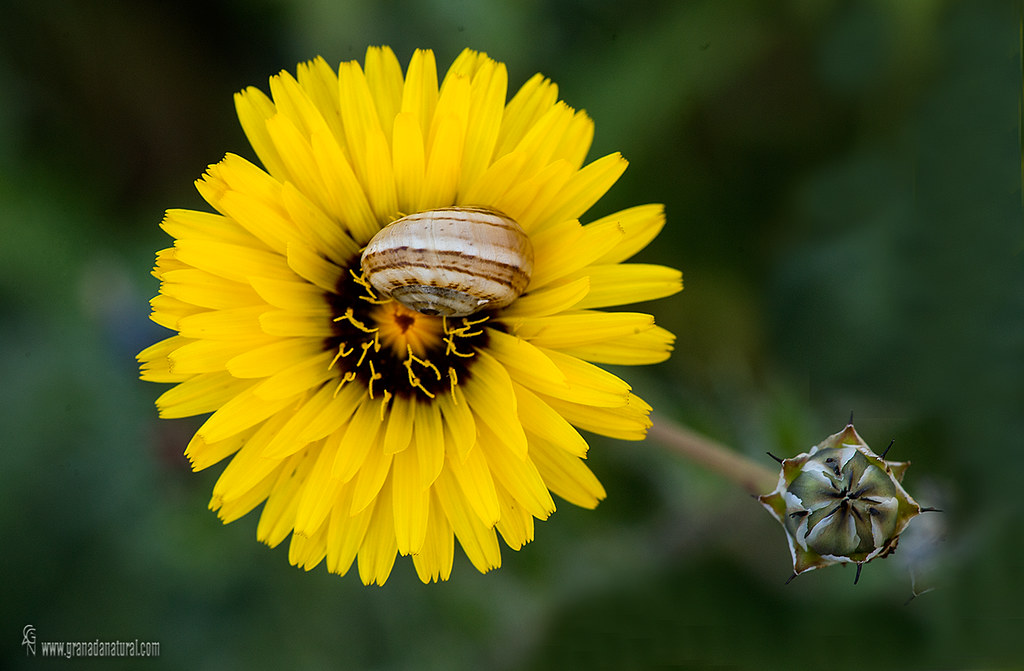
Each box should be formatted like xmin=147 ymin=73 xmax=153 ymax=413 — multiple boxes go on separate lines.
xmin=1 ymin=0 xmax=1021 ymax=668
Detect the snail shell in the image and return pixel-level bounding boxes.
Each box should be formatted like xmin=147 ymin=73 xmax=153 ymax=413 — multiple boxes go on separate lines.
xmin=360 ymin=207 xmax=534 ymax=317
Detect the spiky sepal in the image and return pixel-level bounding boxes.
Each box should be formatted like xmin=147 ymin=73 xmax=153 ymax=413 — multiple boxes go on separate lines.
xmin=759 ymin=423 xmax=922 ymax=581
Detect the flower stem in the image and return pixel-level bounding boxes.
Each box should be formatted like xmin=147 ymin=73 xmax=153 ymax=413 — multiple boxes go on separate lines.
xmin=647 ymin=415 xmax=778 ymax=496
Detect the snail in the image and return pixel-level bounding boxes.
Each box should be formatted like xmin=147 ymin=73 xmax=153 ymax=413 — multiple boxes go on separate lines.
xmin=360 ymin=207 xmax=534 ymax=317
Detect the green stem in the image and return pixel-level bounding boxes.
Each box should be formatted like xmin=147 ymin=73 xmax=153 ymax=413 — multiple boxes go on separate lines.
xmin=647 ymin=415 xmax=778 ymax=496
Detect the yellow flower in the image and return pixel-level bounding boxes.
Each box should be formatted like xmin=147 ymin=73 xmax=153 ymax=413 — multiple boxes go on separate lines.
xmin=138 ymin=47 xmax=682 ymax=585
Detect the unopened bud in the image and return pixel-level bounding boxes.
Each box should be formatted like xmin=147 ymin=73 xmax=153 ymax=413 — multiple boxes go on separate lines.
xmin=759 ymin=422 xmax=923 ymax=582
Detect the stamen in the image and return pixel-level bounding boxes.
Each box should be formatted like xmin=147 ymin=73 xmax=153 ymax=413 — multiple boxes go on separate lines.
xmin=404 ymin=345 xmax=441 ymax=399
xmin=448 ymin=367 xmax=459 ymax=403
xmin=350 ymin=269 xmax=395 ymax=306
xmin=367 ymin=359 xmax=382 ymax=399
xmin=332 ymin=370 xmax=357 ymax=397
xmin=329 ymin=342 xmax=354 ymax=370
xmin=335 ymin=307 xmax=379 ymax=334
xmin=442 ymin=315 xmax=481 ymax=358
xmin=378 ymin=389 xmax=392 ymax=420
xmin=407 ymin=346 xmax=442 ymax=382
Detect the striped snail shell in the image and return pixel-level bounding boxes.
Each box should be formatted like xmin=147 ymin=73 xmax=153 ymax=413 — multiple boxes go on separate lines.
xmin=360 ymin=207 xmax=534 ymax=317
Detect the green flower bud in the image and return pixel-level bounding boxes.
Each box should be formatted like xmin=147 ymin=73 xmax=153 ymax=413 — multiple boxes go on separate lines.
xmin=758 ymin=422 xmax=923 ymax=582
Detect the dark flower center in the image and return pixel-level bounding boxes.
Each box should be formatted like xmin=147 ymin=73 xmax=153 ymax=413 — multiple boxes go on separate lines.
xmin=324 ymin=264 xmax=494 ymax=401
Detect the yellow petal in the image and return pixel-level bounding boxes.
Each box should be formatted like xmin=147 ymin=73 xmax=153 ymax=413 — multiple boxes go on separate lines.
xmin=392 ymin=446 xmax=429 ymax=555
xmin=494 ymin=482 xmax=535 ymax=551
xmin=268 ymin=68 xmax=334 ymax=144
xmin=332 ymin=399 xmax=382 ymax=481
xmin=257 ymin=447 xmax=316 ymax=547
xmin=149 ymin=294 xmax=203 ymax=331
xmin=496 ymin=72 xmax=559 ymax=158
xmin=265 ymin=114 xmax=335 ymax=223
xmin=458 ymin=57 xmax=507 ymax=194
xmin=549 ymin=108 xmax=594 ymax=171
xmin=510 ymin=102 xmax=578 ymax=179
xmin=325 ymin=484 xmax=373 ymax=576
xmin=197 ymin=384 xmax=295 ymax=444
xmin=292 ymin=438 xmax=344 ymax=535
xmin=458 ymin=150 xmax=527 ymax=207
xmin=434 ymin=467 xmax=501 ymax=574
xmin=234 ymin=86 xmax=287 ymax=180
xmin=213 ymin=465 xmax=278 ymax=524
xmin=154 ymin=370 xmax=249 ymax=418
xmin=309 ymin=130 xmax=379 ymax=244
xmin=484 ymin=328 xmax=569 ymax=393
xmin=559 ymin=325 xmax=676 ymax=365
xmin=288 ymin=522 xmax=328 ymax=571
xmin=173 ymin=239 xmax=295 ymax=283
xmin=537 ymin=347 xmax=634 ymax=407
xmin=412 ymin=490 xmax=455 ymax=583
xmin=528 ymin=431 xmax=606 ymax=508
xmin=496 ymin=159 xmax=574 ymax=233
xmin=540 ymin=393 xmax=653 ymax=441
xmin=382 ymin=397 xmax=415 ymax=455
xmin=249 ymin=276 xmax=326 ymax=311
xmin=508 ymin=311 xmax=654 ymax=350
xmin=251 ymin=350 xmax=334 ymax=400
xmin=414 ymin=401 xmax=445 ymax=489
xmin=262 ymin=382 xmax=360 ymax=459
xmin=160 ymin=268 xmax=263 ymax=310
xmin=364 ymin=45 xmax=404 ymax=139
xmin=160 ymin=208 xmax=254 ymax=247
xmin=590 ymin=203 xmax=667 ymax=264
xmin=420 ymin=74 xmax=469 ymax=209
xmin=437 ymin=387 xmax=476 ymax=462
xmin=225 ymin=337 xmax=321 ymax=378
xmin=356 ymin=475 xmax=399 ymax=585
xmin=528 ymin=217 xmax=622 ymax=290
xmin=391 ymin=111 xmax=426 ymax=214
xmin=362 ymin=125 xmax=399 ymax=222
xmin=477 ymin=422 xmax=555 ymax=520
xmin=258 ymin=308 xmax=334 ymax=337
xmin=338 ymin=60 xmax=384 ymax=192
xmin=285 ymin=240 xmax=346 ymax=293
xmin=446 ymin=442 xmax=500 ymax=527
xmin=572 ymin=264 xmax=682 ymax=310
xmin=500 ymin=276 xmax=590 ymax=319
xmin=167 ymin=337 xmax=268 ymax=375
xmin=210 ymin=411 xmax=294 ymax=503
xmin=295 ymin=56 xmax=345 ymax=146
xmin=514 ymin=383 xmax=590 ymax=458
xmin=463 ymin=351 xmax=527 ymax=459
xmin=400 ymin=49 xmax=439 ymax=138
xmin=185 ymin=427 xmax=251 ymax=471
xmin=533 ymin=152 xmax=628 ymax=229
xmin=349 ymin=444 xmax=393 ymax=515
xmin=176 ymin=305 xmax=269 ymax=341
xmin=280 ymin=182 xmax=360 ymax=266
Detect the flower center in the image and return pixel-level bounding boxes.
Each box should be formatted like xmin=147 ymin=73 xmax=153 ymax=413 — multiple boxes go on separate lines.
xmin=324 ymin=266 xmax=491 ymax=404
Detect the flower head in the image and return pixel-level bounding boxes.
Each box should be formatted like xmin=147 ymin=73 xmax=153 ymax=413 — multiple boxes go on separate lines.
xmin=139 ymin=46 xmax=681 ymax=584
xmin=759 ymin=422 xmax=924 ymax=582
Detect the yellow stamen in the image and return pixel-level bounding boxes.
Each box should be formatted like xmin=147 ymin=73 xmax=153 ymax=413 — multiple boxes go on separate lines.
xmin=448 ymin=366 xmax=459 ymax=403
xmin=332 ymin=370 xmax=358 ymax=397
xmin=404 ymin=344 xmax=441 ymax=398
xmin=367 ymin=359 xmax=382 ymax=399
xmin=329 ymin=342 xmax=354 ymax=370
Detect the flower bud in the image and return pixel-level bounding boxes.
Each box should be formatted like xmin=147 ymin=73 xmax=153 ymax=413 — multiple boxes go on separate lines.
xmin=758 ymin=422 xmax=923 ymax=582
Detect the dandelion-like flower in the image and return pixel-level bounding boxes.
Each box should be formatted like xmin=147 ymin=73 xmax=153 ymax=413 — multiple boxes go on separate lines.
xmin=139 ymin=46 xmax=681 ymax=584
